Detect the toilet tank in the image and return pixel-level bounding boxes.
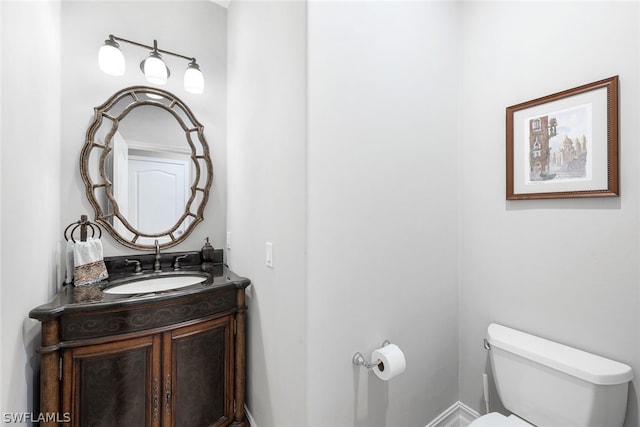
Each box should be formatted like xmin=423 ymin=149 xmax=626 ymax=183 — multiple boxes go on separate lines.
xmin=487 ymin=323 xmax=633 ymax=427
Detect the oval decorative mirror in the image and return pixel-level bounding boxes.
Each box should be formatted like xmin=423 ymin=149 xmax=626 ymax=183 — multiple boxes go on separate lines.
xmin=81 ymin=86 xmax=213 ymax=250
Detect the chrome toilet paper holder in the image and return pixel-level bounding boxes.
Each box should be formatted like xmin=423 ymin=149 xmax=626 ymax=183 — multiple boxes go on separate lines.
xmin=352 ymin=340 xmax=390 ymax=369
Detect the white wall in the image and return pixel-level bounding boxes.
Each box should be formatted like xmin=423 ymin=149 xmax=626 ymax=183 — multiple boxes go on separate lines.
xmin=228 ymin=1 xmax=460 ymax=426
xmin=1 ymin=1 xmax=62 ymax=422
xmin=306 ymin=2 xmax=460 ymax=425
xmin=458 ymin=2 xmax=640 ymax=426
xmin=0 ymin=0 xmax=4 ymax=406
xmin=0 ymin=0 xmax=3 ymax=406
xmin=227 ymin=1 xmax=308 ymax=425
xmin=61 ymin=0 xmax=227 ymax=258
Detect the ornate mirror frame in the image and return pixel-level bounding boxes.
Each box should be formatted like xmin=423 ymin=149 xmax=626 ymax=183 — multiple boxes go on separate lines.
xmin=81 ymin=86 xmax=213 ymax=250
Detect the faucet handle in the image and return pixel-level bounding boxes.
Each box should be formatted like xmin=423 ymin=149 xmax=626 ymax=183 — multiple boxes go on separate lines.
xmin=124 ymin=258 xmax=142 ymax=273
xmin=173 ymin=255 xmax=188 ymax=271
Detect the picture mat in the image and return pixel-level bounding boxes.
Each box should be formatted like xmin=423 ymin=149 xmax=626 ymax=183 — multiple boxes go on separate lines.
xmin=512 ymin=86 xmax=609 ymax=195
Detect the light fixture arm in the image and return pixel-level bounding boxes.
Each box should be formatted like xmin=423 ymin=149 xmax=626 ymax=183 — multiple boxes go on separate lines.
xmin=107 ymin=34 xmax=197 ymax=64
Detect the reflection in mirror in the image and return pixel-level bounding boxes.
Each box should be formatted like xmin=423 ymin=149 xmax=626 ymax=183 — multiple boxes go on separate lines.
xmin=81 ymin=86 xmax=213 ymax=250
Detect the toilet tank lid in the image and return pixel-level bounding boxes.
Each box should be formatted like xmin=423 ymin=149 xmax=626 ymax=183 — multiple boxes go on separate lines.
xmin=487 ymin=323 xmax=633 ymax=385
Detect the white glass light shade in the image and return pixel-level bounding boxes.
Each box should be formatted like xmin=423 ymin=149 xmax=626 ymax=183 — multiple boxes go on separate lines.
xmin=184 ymin=62 xmax=204 ymax=94
xmin=98 ymin=40 xmax=125 ymax=76
xmin=142 ymin=52 xmax=169 ymax=85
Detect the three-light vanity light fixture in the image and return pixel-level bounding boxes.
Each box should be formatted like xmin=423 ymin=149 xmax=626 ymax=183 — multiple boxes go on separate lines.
xmin=98 ymin=34 xmax=204 ymax=94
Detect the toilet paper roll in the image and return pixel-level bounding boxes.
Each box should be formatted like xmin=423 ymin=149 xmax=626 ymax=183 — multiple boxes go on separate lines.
xmin=371 ymin=344 xmax=406 ymax=381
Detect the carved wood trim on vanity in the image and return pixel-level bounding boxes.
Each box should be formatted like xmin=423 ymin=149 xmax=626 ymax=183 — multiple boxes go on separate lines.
xmin=232 ymin=286 xmax=249 ymax=427
xmin=40 ymin=320 xmax=61 ymax=427
xmin=60 ymin=291 xmax=236 ymax=341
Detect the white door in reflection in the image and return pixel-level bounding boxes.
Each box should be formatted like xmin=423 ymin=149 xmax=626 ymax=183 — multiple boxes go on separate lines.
xmin=128 ymin=155 xmax=190 ymax=235
xmin=112 ymin=133 xmax=129 ymax=220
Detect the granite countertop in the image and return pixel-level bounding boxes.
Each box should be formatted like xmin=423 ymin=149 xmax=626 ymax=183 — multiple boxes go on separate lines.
xmin=29 ymin=254 xmax=250 ymax=321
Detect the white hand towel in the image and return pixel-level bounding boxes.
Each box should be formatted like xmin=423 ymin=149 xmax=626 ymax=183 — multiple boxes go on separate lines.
xmin=73 ymin=238 xmax=108 ymax=286
xmin=65 ymin=240 xmax=75 ymax=284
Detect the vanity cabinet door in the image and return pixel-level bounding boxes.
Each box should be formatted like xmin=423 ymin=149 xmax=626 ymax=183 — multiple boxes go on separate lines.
xmin=62 ymin=335 xmax=162 ymax=427
xmin=164 ymin=315 xmax=235 ymax=427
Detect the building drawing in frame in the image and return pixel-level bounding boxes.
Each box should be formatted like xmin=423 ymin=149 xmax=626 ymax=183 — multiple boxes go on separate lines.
xmin=527 ymin=104 xmax=591 ymax=183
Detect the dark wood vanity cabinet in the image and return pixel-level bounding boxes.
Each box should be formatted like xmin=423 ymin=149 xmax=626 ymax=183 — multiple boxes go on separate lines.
xmin=63 ymin=316 xmax=234 ymax=427
xmin=168 ymin=316 xmax=235 ymax=427
xmin=31 ymin=275 xmax=250 ymax=427
xmin=63 ymin=334 xmax=160 ymax=426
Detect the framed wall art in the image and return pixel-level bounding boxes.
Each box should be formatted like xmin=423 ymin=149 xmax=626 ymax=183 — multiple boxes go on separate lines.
xmin=506 ymin=76 xmax=618 ymax=200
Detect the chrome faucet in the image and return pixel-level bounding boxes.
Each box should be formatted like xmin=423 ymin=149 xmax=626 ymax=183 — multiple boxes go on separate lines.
xmin=154 ymin=239 xmax=162 ymax=272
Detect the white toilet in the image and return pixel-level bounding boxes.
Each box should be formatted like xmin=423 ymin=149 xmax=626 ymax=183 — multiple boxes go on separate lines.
xmin=470 ymin=323 xmax=633 ymax=427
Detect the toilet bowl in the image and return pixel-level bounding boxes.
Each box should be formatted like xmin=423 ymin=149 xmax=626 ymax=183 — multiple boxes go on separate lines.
xmin=470 ymin=323 xmax=633 ymax=427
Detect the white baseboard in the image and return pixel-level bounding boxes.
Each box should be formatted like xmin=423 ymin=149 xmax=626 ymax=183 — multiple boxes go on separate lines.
xmin=245 ymin=405 xmax=257 ymax=427
xmin=245 ymin=401 xmax=478 ymax=427
xmin=425 ymin=401 xmax=480 ymax=427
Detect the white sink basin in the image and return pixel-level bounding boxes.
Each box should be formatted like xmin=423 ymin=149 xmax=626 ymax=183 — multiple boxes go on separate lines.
xmin=104 ymin=275 xmax=206 ymax=295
